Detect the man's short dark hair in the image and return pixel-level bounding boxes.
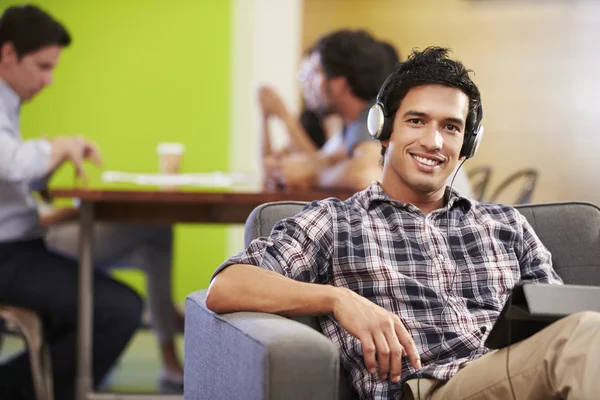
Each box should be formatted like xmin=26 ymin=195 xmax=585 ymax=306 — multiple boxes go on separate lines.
xmin=0 ymin=5 xmax=71 ymax=60
xmin=315 ymin=29 xmax=389 ymax=101
xmin=380 ymin=47 xmax=481 ymax=157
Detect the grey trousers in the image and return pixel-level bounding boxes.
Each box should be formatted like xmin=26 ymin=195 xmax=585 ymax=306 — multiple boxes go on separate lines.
xmin=45 ymin=223 xmax=177 ymax=344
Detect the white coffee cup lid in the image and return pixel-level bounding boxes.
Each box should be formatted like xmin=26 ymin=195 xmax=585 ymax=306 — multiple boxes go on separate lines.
xmin=157 ymin=142 xmax=185 ymax=154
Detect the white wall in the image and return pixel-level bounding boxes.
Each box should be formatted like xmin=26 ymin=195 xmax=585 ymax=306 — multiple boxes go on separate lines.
xmin=227 ymin=0 xmax=303 ymax=256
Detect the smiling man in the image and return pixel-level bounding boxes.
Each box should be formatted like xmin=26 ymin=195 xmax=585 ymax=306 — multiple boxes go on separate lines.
xmin=206 ymin=47 xmax=600 ymax=399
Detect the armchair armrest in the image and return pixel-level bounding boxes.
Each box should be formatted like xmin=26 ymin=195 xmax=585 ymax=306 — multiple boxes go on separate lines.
xmin=184 ymin=290 xmax=341 ymax=400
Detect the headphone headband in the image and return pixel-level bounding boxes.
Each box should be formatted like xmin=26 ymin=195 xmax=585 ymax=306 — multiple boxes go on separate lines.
xmin=367 ymin=74 xmax=484 ymax=159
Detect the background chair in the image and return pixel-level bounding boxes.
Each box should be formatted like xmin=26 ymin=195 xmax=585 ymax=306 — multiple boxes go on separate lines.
xmin=0 ymin=305 xmax=53 ymax=400
xmin=489 ymin=168 xmax=538 ymax=205
xmin=467 ymin=165 xmax=493 ymax=201
xmin=185 ymin=201 xmax=600 ymax=400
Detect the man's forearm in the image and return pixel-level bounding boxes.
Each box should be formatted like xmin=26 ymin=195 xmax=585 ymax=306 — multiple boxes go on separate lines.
xmin=0 ymin=136 xmax=52 ymax=183
xmin=206 ymin=264 xmax=341 ymax=317
xmin=260 ymin=113 xmax=273 ymax=157
xmin=317 ymin=141 xmax=382 ymax=191
xmin=39 ymin=207 xmax=79 ymax=228
xmin=281 ymin=113 xmax=318 ymax=154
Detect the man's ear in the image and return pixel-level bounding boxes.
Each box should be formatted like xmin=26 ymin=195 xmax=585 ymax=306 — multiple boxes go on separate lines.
xmin=380 ymin=139 xmax=389 ymax=148
xmin=0 ymin=42 xmax=18 ymax=64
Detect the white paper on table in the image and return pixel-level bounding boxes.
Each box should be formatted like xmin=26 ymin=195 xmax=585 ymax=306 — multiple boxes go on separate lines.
xmin=101 ymin=171 xmax=250 ymax=187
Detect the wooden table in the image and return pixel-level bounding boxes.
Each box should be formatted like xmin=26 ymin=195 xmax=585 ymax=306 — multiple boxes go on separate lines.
xmin=51 ymin=186 xmax=354 ymax=400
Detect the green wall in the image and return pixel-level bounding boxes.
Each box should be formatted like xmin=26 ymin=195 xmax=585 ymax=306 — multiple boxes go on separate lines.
xmin=5 ymin=0 xmax=231 ymax=302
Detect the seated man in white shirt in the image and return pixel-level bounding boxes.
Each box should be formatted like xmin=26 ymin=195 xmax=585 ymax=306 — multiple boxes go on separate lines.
xmin=0 ymin=6 xmax=141 ymax=399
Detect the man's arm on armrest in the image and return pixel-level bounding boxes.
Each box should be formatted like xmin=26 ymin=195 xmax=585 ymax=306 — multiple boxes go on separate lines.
xmin=317 ymin=141 xmax=382 ymax=191
xmin=206 ymin=264 xmax=341 ymax=317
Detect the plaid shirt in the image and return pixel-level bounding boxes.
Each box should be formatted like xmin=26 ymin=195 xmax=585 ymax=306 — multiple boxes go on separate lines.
xmin=216 ymin=183 xmax=562 ymax=399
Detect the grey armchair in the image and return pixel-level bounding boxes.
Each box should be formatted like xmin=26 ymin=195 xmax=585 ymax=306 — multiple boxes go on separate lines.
xmin=184 ymin=201 xmax=600 ymax=400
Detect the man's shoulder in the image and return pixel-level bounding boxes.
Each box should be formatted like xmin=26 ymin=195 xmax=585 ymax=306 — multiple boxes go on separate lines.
xmin=469 ymin=200 xmax=524 ymax=224
xmin=301 ymin=194 xmax=362 ymax=214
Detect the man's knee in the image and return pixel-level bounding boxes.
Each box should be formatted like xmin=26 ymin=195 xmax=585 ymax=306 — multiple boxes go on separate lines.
xmin=96 ymin=280 xmax=143 ymax=331
xmin=116 ymin=285 xmax=143 ymax=329
xmin=556 ymin=311 xmax=600 ymax=341
xmin=565 ymin=311 xmax=600 ymax=327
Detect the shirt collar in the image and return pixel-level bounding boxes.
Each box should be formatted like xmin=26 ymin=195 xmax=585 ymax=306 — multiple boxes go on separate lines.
xmin=0 ymin=77 xmax=22 ymax=116
xmin=357 ymin=182 xmax=473 ymax=213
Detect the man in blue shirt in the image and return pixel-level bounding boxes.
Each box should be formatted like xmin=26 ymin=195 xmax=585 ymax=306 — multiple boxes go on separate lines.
xmin=0 ymin=5 xmax=141 ymax=399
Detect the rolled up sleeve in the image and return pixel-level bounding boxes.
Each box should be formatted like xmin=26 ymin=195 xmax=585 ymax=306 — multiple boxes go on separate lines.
xmin=0 ymin=118 xmax=51 ymax=183
xmin=211 ymin=201 xmax=335 ymax=284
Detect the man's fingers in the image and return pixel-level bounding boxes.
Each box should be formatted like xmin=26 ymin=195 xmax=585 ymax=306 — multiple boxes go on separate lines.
xmin=67 ymin=144 xmax=87 ymax=186
xmin=395 ymin=319 xmax=421 ymax=369
xmin=84 ymin=141 xmax=103 ymax=167
xmin=359 ymin=334 xmax=378 ymax=375
xmin=372 ymin=332 xmax=390 ymax=380
xmin=383 ymin=329 xmax=404 ymax=383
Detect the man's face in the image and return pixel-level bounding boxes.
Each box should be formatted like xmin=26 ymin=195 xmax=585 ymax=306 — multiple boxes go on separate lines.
xmin=297 ymin=55 xmax=318 ymax=111
xmin=381 ymin=84 xmax=469 ymax=195
xmin=0 ymin=43 xmax=62 ymax=102
xmin=303 ymin=51 xmax=336 ymax=114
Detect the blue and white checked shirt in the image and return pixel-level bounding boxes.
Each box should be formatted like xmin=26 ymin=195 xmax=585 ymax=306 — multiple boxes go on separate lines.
xmin=215 ymin=183 xmax=562 ymax=399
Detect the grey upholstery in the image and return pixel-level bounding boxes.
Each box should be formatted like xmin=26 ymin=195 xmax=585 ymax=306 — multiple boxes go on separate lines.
xmin=185 ymin=201 xmax=600 ymax=400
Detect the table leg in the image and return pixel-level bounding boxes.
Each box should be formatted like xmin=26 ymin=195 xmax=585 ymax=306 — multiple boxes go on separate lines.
xmin=76 ymin=201 xmax=95 ymax=400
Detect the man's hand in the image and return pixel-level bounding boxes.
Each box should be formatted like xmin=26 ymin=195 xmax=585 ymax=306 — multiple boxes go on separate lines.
xmin=272 ymin=152 xmax=320 ymax=189
xmin=332 ymin=287 xmax=421 ymax=383
xmin=39 ymin=207 xmax=79 ymax=228
xmin=48 ymin=136 xmax=103 ymax=185
xmin=258 ymin=85 xmax=288 ymax=119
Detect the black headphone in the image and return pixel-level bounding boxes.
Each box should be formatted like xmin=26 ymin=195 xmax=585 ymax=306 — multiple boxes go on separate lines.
xmin=367 ymin=74 xmax=484 ymax=159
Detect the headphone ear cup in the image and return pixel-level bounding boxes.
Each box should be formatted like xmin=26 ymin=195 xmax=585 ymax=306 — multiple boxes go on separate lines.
xmin=368 ymin=103 xmax=387 ymax=140
xmin=460 ymin=125 xmax=484 ymax=159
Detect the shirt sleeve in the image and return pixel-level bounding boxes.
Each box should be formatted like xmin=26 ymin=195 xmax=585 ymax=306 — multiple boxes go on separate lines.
xmin=211 ymin=200 xmax=335 ymax=284
xmin=0 ymin=113 xmax=51 ymax=183
xmin=517 ymin=212 xmax=563 ymax=284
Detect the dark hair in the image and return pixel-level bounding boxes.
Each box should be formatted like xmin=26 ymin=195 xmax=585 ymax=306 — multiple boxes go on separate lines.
xmin=380 ymin=41 xmax=401 ymax=73
xmin=0 ymin=5 xmax=71 ymax=60
xmin=315 ymin=29 xmax=389 ymax=101
xmin=380 ymin=47 xmax=481 ymax=157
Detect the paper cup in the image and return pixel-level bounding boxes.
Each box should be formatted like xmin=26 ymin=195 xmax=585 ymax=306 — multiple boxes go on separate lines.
xmin=157 ymin=143 xmax=185 ymax=174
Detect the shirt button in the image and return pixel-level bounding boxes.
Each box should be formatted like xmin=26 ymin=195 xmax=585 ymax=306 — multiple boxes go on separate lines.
xmin=438 ymin=254 xmax=444 ymax=260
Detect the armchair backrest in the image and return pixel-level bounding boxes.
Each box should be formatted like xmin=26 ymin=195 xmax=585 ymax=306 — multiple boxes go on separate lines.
xmin=515 ymin=202 xmax=600 ymax=285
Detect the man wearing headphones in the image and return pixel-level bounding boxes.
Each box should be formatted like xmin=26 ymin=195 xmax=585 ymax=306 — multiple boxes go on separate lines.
xmin=266 ymin=29 xmax=388 ymax=191
xmin=206 ymin=47 xmax=600 ymax=399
